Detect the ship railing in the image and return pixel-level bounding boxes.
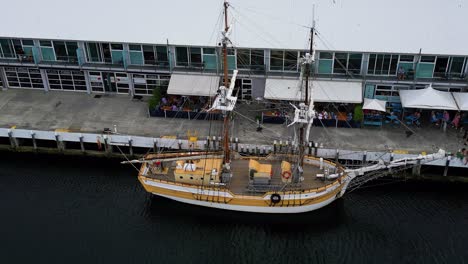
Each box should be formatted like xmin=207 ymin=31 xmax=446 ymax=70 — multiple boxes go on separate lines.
xmin=141 ymin=171 xmax=348 ymax=198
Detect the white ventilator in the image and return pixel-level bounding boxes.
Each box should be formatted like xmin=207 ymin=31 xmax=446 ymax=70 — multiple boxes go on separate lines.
xmin=209 ymin=70 xmax=238 ymax=112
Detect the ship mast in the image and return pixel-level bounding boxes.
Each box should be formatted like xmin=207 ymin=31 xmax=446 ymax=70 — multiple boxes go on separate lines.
xmin=209 ymin=0 xmax=238 ymax=168
xmin=299 ymin=27 xmax=314 ymax=167
xmin=222 ymin=0 xmax=230 ymax=164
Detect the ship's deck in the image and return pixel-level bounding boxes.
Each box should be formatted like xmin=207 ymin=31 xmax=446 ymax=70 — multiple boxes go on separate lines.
xmin=144 ymin=158 xmax=335 ymax=196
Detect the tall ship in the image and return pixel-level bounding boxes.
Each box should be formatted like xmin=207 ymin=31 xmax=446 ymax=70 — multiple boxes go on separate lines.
xmin=128 ymin=1 xmax=445 ymax=214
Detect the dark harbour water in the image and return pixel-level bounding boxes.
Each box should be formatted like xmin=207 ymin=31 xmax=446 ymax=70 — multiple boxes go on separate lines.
xmin=0 ymin=152 xmax=467 ymax=264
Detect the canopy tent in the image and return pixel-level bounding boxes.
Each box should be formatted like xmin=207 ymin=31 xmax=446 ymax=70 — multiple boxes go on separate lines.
xmin=398 ymin=85 xmax=459 ymax=110
xmin=452 ymin=92 xmax=468 ymax=111
xmin=167 ymin=74 xmax=220 ymax=96
xmin=363 ymin=98 xmax=387 ymax=112
xmin=264 ymin=79 xmax=363 ymax=103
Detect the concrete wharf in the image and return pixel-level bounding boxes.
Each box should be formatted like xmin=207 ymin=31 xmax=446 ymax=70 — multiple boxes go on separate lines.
xmin=0 ymin=89 xmax=467 ymax=172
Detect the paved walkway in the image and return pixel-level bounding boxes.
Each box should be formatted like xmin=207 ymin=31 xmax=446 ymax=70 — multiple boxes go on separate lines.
xmin=0 ymin=89 xmax=465 ymax=154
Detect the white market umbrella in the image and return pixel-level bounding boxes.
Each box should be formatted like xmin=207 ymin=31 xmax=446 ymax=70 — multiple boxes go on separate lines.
xmin=399 ymin=84 xmax=459 ymax=110
xmin=362 ymin=98 xmax=387 ymax=112
xmin=452 ymin=92 xmax=468 ymax=111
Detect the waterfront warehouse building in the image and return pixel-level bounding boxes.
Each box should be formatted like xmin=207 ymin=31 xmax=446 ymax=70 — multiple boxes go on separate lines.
xmin=1 ymin=36 xmax=467 ymax=106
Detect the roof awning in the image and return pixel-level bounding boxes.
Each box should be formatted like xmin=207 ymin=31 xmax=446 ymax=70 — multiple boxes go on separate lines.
xmin=167 ymin=74 xmax=220 ymax=96
xmin=264 ymin=78 xmax=302 ymax=101
xmin=452 ymin=92 xmax=468 ymax=111
xmin=264 ymin=78 xmax=363 ymax=103
xmin=399 ymin=85 xmax=459 ymax=110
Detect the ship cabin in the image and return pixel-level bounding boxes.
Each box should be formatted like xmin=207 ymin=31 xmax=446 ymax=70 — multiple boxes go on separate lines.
xmin=173 ymin=158 xmax=222 ymax=185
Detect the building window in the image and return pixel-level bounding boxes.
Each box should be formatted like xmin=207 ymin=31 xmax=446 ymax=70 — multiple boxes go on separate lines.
xmin=143 ymin=45 xmax=155 ymax=64
xmin=110 ymin=44 xmax=123 ymax=50
xmin=270 ymin=50 xmax=284 ymax=71
xmin=203 ymin=48 xmax=216 ymax=54
xmin=86 ymin=42 xmax=102 ymax=62
xmin=0 ymin=39 xmax=16 ymax=58
xmin=40 ymin=40 xmax=56 ymax=61
xmin=236 ymin=49 xmax=264 ymax=70
xmin=21 ymin=39 xmax=34 ymax=46
xmin=176 ymin=47 xmax=189 ymax=66
xmin=348 ymin=53 xmax=362 ymax=74
xmin=101 ymin=43 xmax=111 ymax=63
xmin=319 ymin=52 xmax=333 ymax=59
xmin=333 ymin=53 xmax=348 ymax=74
xmin=420 ymin=56 xmax=436 ymax=63
xmin=66 ymin=42 xmax=78 ymax=61
xmin=39 ymin=40 xmax=52 ymax=47
xmin=284 ymin=51 xmax=298 ymax=71
xmin=189 ymin=47 xmax=202 ymax=66
xmin=5 ymin=67 xmax=44 ymax=89
xmin=434 ymin=56 xmax=449 ymax=77
xmin=368 ymin=54 xmax=398 ymax=75
xmin=237 ymin=49 xmax=250 ymax=69
xmin=156 ymin=46 xmax=168 ymax=63
xmin=251 ymin=50 xmax=264 ymax=67
xmin=133 ymin=74 xmax=170 ymax=95
xmin=53 ymin=41 xmax=67 ymax=61
xmin=47 ymin=70 xmax=86 ymax=91
xmin=449 ymin=57 xmax=465 ymax=76
xmin=399 ymin=55 xmax=414 ymax=62
xmin=129 ymin=44 xmax=141 ymax=51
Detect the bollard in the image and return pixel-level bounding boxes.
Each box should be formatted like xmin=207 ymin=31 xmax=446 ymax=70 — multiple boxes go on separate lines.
xmin=412 ymin=158 xmax=422 ymax=176
xmin=153 ymin=139 xmax=158 ymax=152
xmin=308 ymin=141 xmax=312 ymax=155
xmin=390 ymin=152 xmax=394 ymax=162
xmin=8 ymin=130 xmax=17 ymax=149
xmin=235 ymin=138 xmax=239 ymax=152
xmin=314 ymin=142 xmax=318 ymax=156
xmin=206 ymin=136 xmax=211 ymax=149
xmin=79 ymin=135 xmax=85 ymax=152
xmin=362 ymin=151 xmax=367 ymax=165
xmin=104 ymin=136 xmax=112 ymax=154
xmin=31 ymin=132 xmax=37 ymax=151
xmin=279 ymin=140 xmax=283 ymax=152
xmin=443 ymin=155 xmax=451 ymax=177
xmin=335 ymin=149 xmax=340 ymax=164
xmin=178 ymin=139 xmax=182 ymax=150
xmin=128 ymin=138 xmax=133 ymax=156
xmin=320 ymin=157 xmax=324 ymax=170
xmin=55 ymin=134 xmax=62 ymax=151
xmin=273 ymin=140 xmax=277 ymax=154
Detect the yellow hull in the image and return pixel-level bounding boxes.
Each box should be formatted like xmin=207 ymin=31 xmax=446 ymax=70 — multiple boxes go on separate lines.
xmin=138 ymin=176 xmax=346 ymax=213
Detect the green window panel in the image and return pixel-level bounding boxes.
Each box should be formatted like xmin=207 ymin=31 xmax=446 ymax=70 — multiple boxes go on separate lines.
xmin=398 ymin=62 xmax=414 ymax=72
xmin=41 ymin=47 xmax=56 ymax=61
xmin=111 ymin=50 xmax=124 ymax=64
xmin=318 ymin=59 xmax=333 ymax=74
xmin=364 ymin=84 xmax=375 ymax=99
xmin=23 ymin=46 xmax=33 ymax=56
xmin=130 ymin=51 xmax=144 ymax=65
xmin=203 ymin=54 xmax=217 ymax=70
xmin=416 ymin=63 xmax=434 ymax=78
